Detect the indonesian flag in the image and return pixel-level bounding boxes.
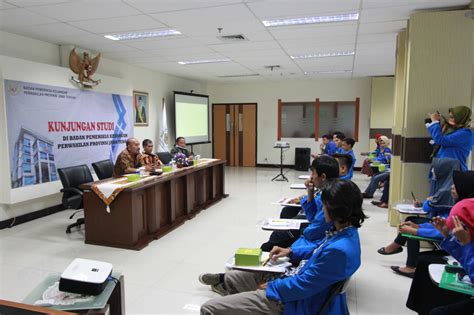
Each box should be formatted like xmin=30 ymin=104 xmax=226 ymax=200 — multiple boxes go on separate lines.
xmin=158 ymin=98 xmax=169 ymax=152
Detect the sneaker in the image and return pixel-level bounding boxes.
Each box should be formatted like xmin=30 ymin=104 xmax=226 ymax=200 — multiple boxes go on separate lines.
xmin=211 ymin=282 xmax=228 ymax=296
xmin=198 ymin=273 xmax=221 ymax=286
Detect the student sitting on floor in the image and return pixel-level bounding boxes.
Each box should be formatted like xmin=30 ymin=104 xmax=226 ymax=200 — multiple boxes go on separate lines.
xmin=334 ymin=153 xmax=353 ymax=180
xmin=406 ymin=171 xmax=474 ymax=315
xmin=340 ymin=138 xmax=356 ymax=179
xmin=377 ymin=158 xmax=460 ymax=278
xmin=261 ymin=156 xmax=340 ymax=251
xmin=333 ymin=131 xmax=346 ymax=154
xmin=199 ymin=179 xmax=367 ymax=315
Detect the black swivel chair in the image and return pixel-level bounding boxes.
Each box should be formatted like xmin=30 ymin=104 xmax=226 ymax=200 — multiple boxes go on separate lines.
xmin=58 ymin=164 xmax=94 ymax=234
xmin=156 ymin=152 xmax=172 ymax=165
xmin=92 ymin=159 xmax=114 ymax=180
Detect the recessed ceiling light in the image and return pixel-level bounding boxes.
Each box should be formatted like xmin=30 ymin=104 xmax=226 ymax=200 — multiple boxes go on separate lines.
xmin=178 ymin=58 xmax=231 ymax=65
xmin=305 ymin=70 xmax=353 ymax=74
xmin=104 ymin=29 xmax=181 ymax=41
xmin=290 ymin=51 xmax=355 ymax=59
xmin=262 ymin=13 xmax=359 ymax=27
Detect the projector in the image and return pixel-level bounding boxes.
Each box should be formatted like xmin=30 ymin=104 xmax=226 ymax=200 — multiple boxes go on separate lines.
xmin=59 ymin=258 xmax=113 ymax=296
xmin=274 ymin=141 xmax=289 ymax=148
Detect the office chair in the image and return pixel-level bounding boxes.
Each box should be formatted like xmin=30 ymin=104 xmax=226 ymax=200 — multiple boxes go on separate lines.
xmin=317 ymin=277 xmax=351 ymax=315
xmin=58 ymin=164 xmax=93 ymax=234
xmin=92 ymin=159 xmax=114 ymax=180
xmin=156 ymin=152 xmax=172 ymax=165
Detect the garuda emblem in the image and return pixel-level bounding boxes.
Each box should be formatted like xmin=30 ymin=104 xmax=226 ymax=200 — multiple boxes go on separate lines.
xmin=69 ymin=48 xmax=101 ymax=88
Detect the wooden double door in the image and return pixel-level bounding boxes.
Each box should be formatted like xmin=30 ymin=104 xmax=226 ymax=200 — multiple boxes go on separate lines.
xmin=213 ymin=104 xmax=257 ymax=167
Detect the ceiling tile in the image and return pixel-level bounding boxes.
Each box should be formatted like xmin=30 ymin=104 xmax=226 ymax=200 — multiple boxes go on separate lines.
xmin=0 ymin=1 xmax=16 ymax=9
xmin=193 ymin=31 xmax=273 ymax=45
xmin=209 ymin=40 xmax=281 ymax=53
xmin=294 ymin=55 xmax=354 ymax=71
xmin=125 ymin=37 xmax=201 ymax=50
xmin=69 ymin=15 xmax=165 ymax=34
xmin=362 ymin=0 xmax=470 ymax=9
xmin=124 ymin=0 xmax=241 ymax=13
xmin=27 ymin=1 xmax=141 ymax=22
xmin=0 ymin=8 xmax=57 ymax=28
xmin=287 ymin=43 xmax=355 ymax=56
xmin=9 ymin=23 xmax=91 ymax=42
xmin=246 ymin=0 xmax=359 ymax=19
xmin=150 ymin=3 xmax=266 ymax=37
xmin=270 ymin=22 xmax=357 ymax=40
xmin=358 ymin=20 xmax=407 ymax=34
xmin=279 ymin=36 xmax=356 ymax=54
xmin=5 ymin=0 xmax=73 ymax=7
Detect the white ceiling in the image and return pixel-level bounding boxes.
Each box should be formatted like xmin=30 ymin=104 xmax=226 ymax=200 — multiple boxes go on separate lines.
xmin=0 ymin=0 xmax=470 ymax=82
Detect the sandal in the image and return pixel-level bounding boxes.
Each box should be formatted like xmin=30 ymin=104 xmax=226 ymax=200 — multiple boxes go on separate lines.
xmin=377 ymin=247 xmax=403 ymax=255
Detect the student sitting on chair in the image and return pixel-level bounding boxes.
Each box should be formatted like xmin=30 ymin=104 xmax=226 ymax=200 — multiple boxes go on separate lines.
xmin=377 ymin=158 xmax=460 ymax=278
xmin=372 ymin=135 xmax=391 ymax=164
xmin=260 ymin=156 xmax=340 ymax=251
xmin=333 ymin=153 xmax=353 ymax=180
xmin=199 ymin=179 xmax=366 ymax=315
xmin=332 ymin=131 xmax=345 ymax=154
xmin=406 ymin=171 xmax=474 ymax=314
xmin=340 ymin=138 xmax=356 ymax=179
xmin=361 ymin=137 xmax=392 ymax=198
xmin=361 ymin=133 xmax=382 ymax=177
xmin=311 ymin=134 xmax=337 ymax=159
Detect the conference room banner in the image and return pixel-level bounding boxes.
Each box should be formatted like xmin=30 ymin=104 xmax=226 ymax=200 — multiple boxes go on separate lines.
xmin=4 ymin=79 xmax=133 ymax=188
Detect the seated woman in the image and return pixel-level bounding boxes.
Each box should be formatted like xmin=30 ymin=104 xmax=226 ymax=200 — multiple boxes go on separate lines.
xmin=377 ymin=158 xmax=460 ymax=278
xmin=361 ymin=136 xmax=392 ymax=199
xmin=361 ymin=133 xmax=382 ymax=177
xmin=406 ymin=171 xmax=474 ymax=315
xmin=199 ymin=180 xmax=367 ymax=315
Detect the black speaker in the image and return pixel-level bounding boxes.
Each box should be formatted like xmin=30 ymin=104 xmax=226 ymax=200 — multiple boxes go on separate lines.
xmin=295 ymin=147 xmax=311 ymax=171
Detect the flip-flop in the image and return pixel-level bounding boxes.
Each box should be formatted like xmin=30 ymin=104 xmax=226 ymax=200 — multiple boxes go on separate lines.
xmin=391 ymin=266 xmax=415 ymax=279
xmin=377 ymin=247 xmax=403 ymax=255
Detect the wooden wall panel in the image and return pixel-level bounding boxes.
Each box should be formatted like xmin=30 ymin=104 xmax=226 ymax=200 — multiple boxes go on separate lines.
xmin=242 ymin=104 xmax=256 ymax=167
xmin=212 ymin=105 xmax=227 ymax=161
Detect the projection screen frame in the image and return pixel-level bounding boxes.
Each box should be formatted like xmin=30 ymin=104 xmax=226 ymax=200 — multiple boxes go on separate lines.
xmin=174 ymin=91 xmax=211 ymax=145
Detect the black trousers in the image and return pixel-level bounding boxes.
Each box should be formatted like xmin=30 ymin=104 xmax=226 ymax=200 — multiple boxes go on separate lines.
xmin=406 ymin=250 xmax=469 ymax=315
xmin=260 ymin=206 xmax=305 ymax=252
xmin=394 ymin=216 xmax=431 ymax=267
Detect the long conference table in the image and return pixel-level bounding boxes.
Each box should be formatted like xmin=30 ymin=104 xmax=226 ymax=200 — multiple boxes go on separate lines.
xmin=81 ymin=159 xmax=227 ymax=250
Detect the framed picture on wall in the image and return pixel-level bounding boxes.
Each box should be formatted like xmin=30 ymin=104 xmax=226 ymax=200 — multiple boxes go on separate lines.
xmin=133 ymin=91 xmax=149 ymax=126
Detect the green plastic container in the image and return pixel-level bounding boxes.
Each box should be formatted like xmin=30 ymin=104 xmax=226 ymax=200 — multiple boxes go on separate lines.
xmin=162 ymin=165 xmax=173 ymax=172
xmin=126 ymin=174 xmax=140 ymax=182
xmin=235 ymin=248 xmax=262 ymax=266
xmin=378 ymin=164 xmax=386 ymax=172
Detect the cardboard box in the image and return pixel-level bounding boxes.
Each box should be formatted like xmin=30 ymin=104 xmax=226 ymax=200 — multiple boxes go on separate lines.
xmin=235 ymin=248 xmax=262 ymax=266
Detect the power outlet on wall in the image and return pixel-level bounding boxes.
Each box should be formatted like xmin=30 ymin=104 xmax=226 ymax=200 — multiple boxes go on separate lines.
xmin=264 ymin=157 xmax=268 ymax=163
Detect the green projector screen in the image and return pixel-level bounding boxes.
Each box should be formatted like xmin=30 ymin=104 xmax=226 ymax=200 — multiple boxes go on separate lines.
xmin=174 ymin=92 xmax=209 ymax=144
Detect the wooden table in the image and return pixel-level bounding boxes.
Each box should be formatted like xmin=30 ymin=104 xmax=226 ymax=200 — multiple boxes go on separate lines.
xmin=81 ymin=159 xmax=227 ymax=250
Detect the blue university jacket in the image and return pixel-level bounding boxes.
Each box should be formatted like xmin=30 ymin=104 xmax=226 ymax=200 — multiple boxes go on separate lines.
xmin=324 ymin=141 xmax=338 ymax=156
xmin=341 ymin=149 xmax=356 ymax=179
xmin=266 ymin=226 xmax=361 ymax=315
xmin=441 ymin=237 xmax=474 ymax=281
xmin=373 ymin=147 xmax=391 ymax=164
xmin=416 ymin=200 xmax=451 ymax=239
xmin=300 ymin=194 xmax=332 ymax=242
xmin=427 ymin=122 xmax=472 ymax=172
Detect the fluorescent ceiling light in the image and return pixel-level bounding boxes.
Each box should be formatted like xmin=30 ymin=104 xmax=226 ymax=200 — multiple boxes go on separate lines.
xmin=262 ymin=13 xmax=359 ymax=27
xmin=305 ymin=70 xmax=353 ymax=74
xmin=290 ymin=51 xmax=355 ymax=59
xmin=104 ymin=29 xmax=181 ymax=41
xmin=178 ymin=58 xmax=231 ymax=65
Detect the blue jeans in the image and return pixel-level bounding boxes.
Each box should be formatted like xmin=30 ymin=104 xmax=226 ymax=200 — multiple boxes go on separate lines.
xmin=364 ymin=171 xmax=390 ymax=196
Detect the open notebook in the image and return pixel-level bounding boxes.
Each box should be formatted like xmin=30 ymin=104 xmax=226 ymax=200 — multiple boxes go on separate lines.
xmin=226 ymin=252 xmax=292 ymax=273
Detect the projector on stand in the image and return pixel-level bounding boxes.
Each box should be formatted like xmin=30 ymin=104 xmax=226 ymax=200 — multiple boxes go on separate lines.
xmin=274 ymin=141 xmax=289 ymax=148
xmin=59 ymin=258 xmax=113 ymax=296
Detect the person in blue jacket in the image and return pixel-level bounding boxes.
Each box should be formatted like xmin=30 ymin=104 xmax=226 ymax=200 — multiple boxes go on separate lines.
xmin=333 ymin=131 xmax=345 ymax=154
xmin=320 ymin=134 xmax=337 ymax=156
xmin=199 ymin=179 xmax=367 ymax=315
xmin=340 ymin=138 xmax=356 ymax=179
xmin=372 ymin=135 xmax=391 ymax=164
xmin=377 ymin=158 xmax=461 ymax=278
xmin=334 ymin=153 xmax=353 ymax=180
xmin=260 ymin=155 xmax=340 ymax=251
xmin=426 ymin=106 xmax=472 ymax=172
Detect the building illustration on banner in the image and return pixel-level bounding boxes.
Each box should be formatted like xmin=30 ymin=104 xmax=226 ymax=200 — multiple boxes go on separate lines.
xmin=11 ymin=127 xmax=57 ymax=188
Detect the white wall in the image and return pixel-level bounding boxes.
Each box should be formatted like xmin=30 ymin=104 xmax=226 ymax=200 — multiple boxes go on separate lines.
xmin=0 ymin=30 xmax=207 ymax=221
xmin=207 ymin=79 xmax=372 ymax=166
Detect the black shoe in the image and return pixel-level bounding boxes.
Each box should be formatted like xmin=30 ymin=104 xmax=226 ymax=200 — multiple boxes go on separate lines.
xmin=377 ymin=247 xmax=403 ymax=255
xmin=391 ymin=266 xmax=415 ymax=279
xmin=371 ymin=200 xmax=383 ymax=205
xmin=362 ymin=192 xmax=373 ymax=199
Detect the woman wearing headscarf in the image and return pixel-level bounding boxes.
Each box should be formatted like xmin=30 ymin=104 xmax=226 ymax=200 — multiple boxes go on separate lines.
xmin=427 ymin=105 xmax=472 ymax=172
xmin=361 ymin=133 xmax=382 ymax=176
xmin=377 ymin=158 xmax=460 ymax=278
xmin=406 ymin=171 xmax=474 ymax=314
